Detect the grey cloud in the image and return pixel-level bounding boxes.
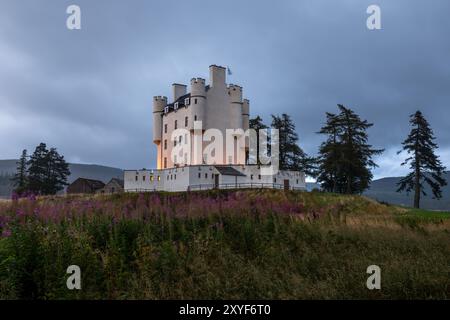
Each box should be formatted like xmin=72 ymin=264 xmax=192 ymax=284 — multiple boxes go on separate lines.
xmin=0 ymin=0 xmax=449 ymax=177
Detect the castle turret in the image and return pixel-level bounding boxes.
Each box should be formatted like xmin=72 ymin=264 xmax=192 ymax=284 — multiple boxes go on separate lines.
xmin=242 ymin=99 xmax=250 ymax=131
xmin=228 ymin=84 xmax=242 ymax=104
xmin=152 ymin=96 xmax=167 ymax=143
xmin=228 ymin=84 xmax=243 ymax=129
xmin=190 ymin=78 xmax=206 ymax=128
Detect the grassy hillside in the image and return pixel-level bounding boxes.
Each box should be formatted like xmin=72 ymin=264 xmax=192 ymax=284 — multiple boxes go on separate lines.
xmin=0 ymin=189 xmax=448 ymax=299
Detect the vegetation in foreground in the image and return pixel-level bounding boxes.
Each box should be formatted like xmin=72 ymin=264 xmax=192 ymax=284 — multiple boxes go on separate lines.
xmin=0 ymin=189 xmax=449 ymax=300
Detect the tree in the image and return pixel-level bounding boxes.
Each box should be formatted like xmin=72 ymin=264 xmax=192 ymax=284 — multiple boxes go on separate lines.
xmin=27 ymin=143 xmax=71 ymax=195
xmin=397 ymin=111 xmax=447 ymax=208
xmin=316 ymin=113 xmax=343 ymax=192
xmin=271 ymin=114 xmax=316 ymax=176
xmin=317 ymin=105 xmax=383 ymax=194
xmin=11 ymin=149 xmax=28 ymax=194
xmin=249 ymin=115 xmax=268 ymax=165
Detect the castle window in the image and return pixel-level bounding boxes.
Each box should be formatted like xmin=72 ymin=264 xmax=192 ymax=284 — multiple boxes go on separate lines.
xmin=194 ymin=115 xmax=198 ymax=121
xmin=174 ymin=120 xmax=178 ymax=129
xmin=205 ymin=173 xmax=208 ymax=179
xmin=296 ymin=179 xmax=299 ymax=184
xmin=174 ymin=102 xmax=179 ymax=111
xmin=198 ymin=173 xmax=201 ymax=179
xmin=185 ymin=116 xmax=188 ymax=127
xmin=185 ymin=98 xmax=190 ymax=105
xmin=143 ymin=175 xmax=146 ymax=181
xmin=164 ymin=157 xmax=167 ymax=169
xmin=164 ymin=106 xmax=169 ymax=114
xmin=164 ymin=124 xmax=167 ymax=134
xmin=150 ymin=176 xmax=154 ymax=181
xmin=164 ymin=139 xmax=167 ymax=150
xmin=258 ymin=174 xmax=261 ymax=180
xmin=194 ymin=98 xmax=198 ymax=104
xmin=174 ymin=174 xmax=176 ymax=180
xmin=250 ymin=175 xmax=253 ymax=180
xmin=157 ymin=176 xmax=160 ymax=181
xmin=274 ymin=178 xmax=277 ymax=183
xmin=174 ymin=140 xmax=177 ymax=147
xmin=179 ymin=136 xmax=182 ymax=143
xmin=135 ymin=176 xmax=138 ymax=181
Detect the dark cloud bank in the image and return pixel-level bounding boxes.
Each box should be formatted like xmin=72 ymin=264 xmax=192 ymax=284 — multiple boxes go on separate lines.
xmin=0 ymin=0 xmax=449 ymax=179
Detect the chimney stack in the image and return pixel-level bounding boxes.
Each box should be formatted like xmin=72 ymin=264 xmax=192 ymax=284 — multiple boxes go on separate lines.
xmin=172 ymin=83 xmax=187 ymax=102
xmin=209 ymin=65 xmax=226 ymax=88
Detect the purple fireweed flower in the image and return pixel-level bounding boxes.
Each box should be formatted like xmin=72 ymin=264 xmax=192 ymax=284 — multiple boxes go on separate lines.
xmin=1 ymin=228 xmax=12 ymax=238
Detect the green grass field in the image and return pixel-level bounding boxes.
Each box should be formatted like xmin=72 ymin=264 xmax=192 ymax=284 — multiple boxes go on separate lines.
xmin=0 ymin=190 xmax=449 ymax=299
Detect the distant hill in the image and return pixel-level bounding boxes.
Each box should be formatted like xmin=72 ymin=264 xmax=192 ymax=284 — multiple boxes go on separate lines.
xmin=364 ymin=172 xmax=450 ymax=211
xmin=0 ymin=159 xmax=123 ymax=198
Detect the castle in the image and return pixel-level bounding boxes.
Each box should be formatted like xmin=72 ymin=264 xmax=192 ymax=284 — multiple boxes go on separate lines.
xmin=124 ymin=65 xmax=306 ymax=192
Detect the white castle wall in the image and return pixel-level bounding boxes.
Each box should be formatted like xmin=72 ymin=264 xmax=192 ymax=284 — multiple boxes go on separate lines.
xmin=124 ymin=165 xmax=306 ymax=192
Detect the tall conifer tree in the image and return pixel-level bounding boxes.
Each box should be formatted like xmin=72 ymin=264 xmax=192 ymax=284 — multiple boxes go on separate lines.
xmin=397 ymin=111 xmax=447 ymax=208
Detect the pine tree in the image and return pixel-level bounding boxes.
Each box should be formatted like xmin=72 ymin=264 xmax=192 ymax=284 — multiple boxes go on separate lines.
xmin=249 ymin=115 xmax=268 ymax=165
xmin=317 ymin=105 xmax=383 ymax=194
xmin=316 ymin=113 xmax=343 ymax=192
xmin=271 ymin=114 xmax=316 ymax=176
xmin=11 ymin=149 xmax=29 ymax=194
xmin=27 ymin=143 xmax=71 ymax=195
xmin=397 ymin=111 xmax=447 ymax=208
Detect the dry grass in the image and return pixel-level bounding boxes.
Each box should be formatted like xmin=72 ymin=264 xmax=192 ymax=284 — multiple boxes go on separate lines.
xmin=0 ymin=190 xmax=449 ymax=299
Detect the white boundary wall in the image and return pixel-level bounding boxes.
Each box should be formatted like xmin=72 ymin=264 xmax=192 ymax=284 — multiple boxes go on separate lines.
xmin=124 ymin=165 xmax=306 ymax=192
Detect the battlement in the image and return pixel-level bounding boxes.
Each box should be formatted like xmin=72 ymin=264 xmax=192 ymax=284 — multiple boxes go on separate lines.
xmin=228 ymin=84 xmax=243 ymax=103
xmin=190 ymin=78 xmax=206 ymax=85
xmin=209 ymin=64 xmax=226 ymax=70
xmin=153 ymin=96 xmax=168 ymax=102
xmin=228 ymin=84 xmax=242 ymax=92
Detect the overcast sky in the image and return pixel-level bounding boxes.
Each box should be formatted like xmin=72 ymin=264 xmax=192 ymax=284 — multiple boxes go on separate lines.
xmin=0 ymin=0 xmax=449 ymax=179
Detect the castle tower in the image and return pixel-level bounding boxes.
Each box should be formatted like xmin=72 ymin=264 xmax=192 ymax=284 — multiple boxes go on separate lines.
xmin=242 ymin=99 xmax=250 ymax=131
xmin=153 ymin=95 xmax=167 ymax=169
xmin=228 ymin=84 xmax=243 ymax=130
xmin=189 ymin=78 xmax=206 ymax=129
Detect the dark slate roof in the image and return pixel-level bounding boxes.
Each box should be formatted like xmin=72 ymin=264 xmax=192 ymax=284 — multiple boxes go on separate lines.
xmin=73 ymin=178 xmax=105 ymax=190
xmin=109 ymin=178 xmax=124 ymax=187
xmin=214 ymin=166 xmax=246 ymax=176
xmin=167 ymin=93 xmax=191 ymax=107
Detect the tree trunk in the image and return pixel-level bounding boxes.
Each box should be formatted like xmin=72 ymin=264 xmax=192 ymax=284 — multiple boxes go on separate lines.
xmin=414 ymin=129 xmax=420 ymax=209
xmin=414 ymin=166 xmax=420 ymax=208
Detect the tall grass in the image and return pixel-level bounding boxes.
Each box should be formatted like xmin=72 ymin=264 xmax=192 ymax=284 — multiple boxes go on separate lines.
xmin=0 ymin=190 xmax=448 ymax=299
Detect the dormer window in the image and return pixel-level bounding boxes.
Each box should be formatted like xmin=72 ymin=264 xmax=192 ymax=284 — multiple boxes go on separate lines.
xmin=164 ymin=106 xmax=169 ymax=114
xmin=185 ymin=98 xmax=190 ymax=106
xmin=174 ymin=102 xmax=179 ymax=111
